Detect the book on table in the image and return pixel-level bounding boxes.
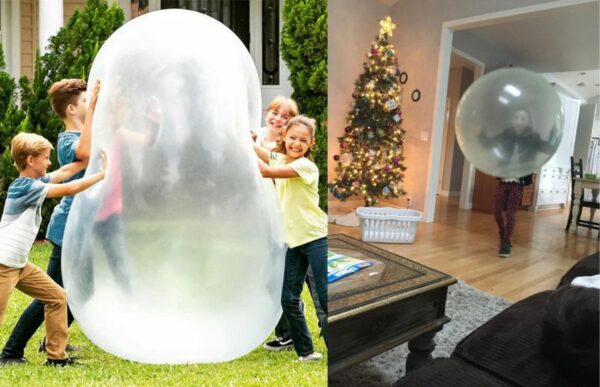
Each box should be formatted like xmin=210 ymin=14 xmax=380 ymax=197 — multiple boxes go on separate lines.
xmin=327 ymin=251 xmax=372 ymax=283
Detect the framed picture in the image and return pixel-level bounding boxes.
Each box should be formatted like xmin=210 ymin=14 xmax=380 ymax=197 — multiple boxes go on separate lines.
xmin=411 ymin=89 xmax=421 ymax=102
xmin=399 ymin=72 xmax=408 ymax=84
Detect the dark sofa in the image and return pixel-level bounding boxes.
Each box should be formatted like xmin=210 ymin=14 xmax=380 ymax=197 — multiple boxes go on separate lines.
xmin=395 ymin=252 xmax=599 ymax=387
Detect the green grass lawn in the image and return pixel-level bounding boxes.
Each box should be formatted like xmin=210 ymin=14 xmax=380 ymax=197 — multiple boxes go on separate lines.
xmin=0 ymin=243 xmax=327 ymax=386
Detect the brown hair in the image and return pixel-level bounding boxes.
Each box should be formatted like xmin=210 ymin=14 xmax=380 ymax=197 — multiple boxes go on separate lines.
xmin=48 ymin=79 xmax=87 ymax=119
xmin=10 ymin=132 xmax=54 ymax=171
xmin=267 ymin=96 xmax=299 ymax=118
xmin=273 ymin=115 xmax=316 ymax=159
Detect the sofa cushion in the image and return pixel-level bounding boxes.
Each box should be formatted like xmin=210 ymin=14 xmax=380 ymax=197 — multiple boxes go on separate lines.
xmin=452 ymin=291 xmax=589 ymax=387
xmin=394 ymin=358 xmax=514 ymax=387
xmin=558 ymin=251 xmax=599 ymax=287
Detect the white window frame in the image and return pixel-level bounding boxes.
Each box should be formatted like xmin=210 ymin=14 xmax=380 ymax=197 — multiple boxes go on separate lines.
xmin=0 ymin=0 xmax=20 ymax=80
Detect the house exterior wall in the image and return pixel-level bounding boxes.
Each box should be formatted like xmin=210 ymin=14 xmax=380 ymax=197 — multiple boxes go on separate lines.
xmin=19 ymin=0 xmax=87 ymax=79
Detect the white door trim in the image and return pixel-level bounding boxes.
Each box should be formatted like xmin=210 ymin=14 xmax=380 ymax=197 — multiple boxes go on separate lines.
xmin=424 ymin=0 xmax=597 ymax=222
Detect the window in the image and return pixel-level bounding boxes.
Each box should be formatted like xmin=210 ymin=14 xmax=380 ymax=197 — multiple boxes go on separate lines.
xmin=261 ymin=0 xmax=278 ymax=85
xmin=161 ymin=0 xmax=250 ymax=49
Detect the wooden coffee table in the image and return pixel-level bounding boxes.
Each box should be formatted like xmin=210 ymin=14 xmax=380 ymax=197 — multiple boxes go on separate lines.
xmin=328 ymin=234 xmax=456 ymax=374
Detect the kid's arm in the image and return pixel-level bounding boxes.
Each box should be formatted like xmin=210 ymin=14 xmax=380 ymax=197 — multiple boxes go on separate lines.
xmin=75 ymin=80 xmax=101 ymax=161
xmin=46 ymin=152 xmax=107 ymax=198
xmin=257 ymin=158 xmax=298 ymax=179
xmin=47 ymin=159 xmax=88 ymax=183
xmin=253 ymin=143 xmax=270 ymax=163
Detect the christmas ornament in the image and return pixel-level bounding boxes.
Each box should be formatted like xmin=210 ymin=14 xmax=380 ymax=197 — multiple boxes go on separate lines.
xmin=341 ymin=154 xmax=352 ymax=165
xmin=385 ymin=99 xmax=397 ymax=110
xmin=333 ymin=155 xmax=340 ymax=161
xmin=379 ymin=17 xmax=396 ymax=36
xmin=383 ymin=186 xmax=391 ymax=195
xmin=345 ymin=126 xmax=352 ymax=134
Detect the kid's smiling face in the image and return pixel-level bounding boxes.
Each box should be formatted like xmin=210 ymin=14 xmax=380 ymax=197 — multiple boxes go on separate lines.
xmin=29 ymin=149 xmax=52 ymax=177
xmin=284 ymin=124 xmax=313 ymax=160
xmin=511 ymin=110 xmax=530 ymax=135
xmin=265 ymin=106 xmax=291 ymax=135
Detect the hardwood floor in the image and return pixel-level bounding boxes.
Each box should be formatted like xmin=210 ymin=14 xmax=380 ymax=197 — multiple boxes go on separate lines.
xmin=328 ymin=196 xmax=599 ymax=303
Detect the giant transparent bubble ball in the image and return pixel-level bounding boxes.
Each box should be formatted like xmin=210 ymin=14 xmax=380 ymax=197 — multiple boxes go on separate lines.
xmin=455 ymin=67 xmax=563 ymax=178
xmin=62 ymin=10 xmax=285 ymax=364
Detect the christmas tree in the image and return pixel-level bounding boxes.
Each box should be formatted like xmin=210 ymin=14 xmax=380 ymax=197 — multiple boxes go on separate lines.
xmin=329 ymin=17 xmax=407 ymax=206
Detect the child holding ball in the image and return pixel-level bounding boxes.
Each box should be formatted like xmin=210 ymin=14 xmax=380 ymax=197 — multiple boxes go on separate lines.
xmin=254 ymin=116 xmax=328 ymax=361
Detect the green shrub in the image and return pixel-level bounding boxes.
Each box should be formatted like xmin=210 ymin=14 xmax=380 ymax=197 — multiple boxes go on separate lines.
xmin=0 ymin=0 xmax=124 ymax=238
xmin=281 ymin=0 xmax=327 ymax=211
xmin=0 ymin=45 xmax=26 ymax=208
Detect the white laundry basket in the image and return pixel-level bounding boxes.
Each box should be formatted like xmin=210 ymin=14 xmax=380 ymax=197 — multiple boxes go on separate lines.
xmin=355 ymin=207 xmax=422 ymax=243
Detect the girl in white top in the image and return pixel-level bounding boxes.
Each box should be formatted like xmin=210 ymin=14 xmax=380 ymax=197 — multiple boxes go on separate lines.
xmin=253 ymin=96 xmax=298 ymax=150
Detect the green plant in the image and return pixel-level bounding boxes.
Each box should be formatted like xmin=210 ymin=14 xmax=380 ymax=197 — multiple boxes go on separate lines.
xmin=0 ymin=0 xmax=124 ymax=238
xmin=281 ymin=0 xmax=328 ymax=211
xmin=0 ymin=44 xmax=26 ymax=208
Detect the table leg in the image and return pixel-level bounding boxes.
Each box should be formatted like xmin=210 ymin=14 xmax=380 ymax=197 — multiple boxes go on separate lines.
xmin=570 ymin=180 xmax=583 ymax=234
xmin=406 ymin=327 xmax=442 ymax=373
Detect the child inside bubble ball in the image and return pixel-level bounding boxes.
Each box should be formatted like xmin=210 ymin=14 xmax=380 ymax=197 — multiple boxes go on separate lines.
xmin=478 ymin=109 xmax=558 ymax=258
xmin=0 ymin=133 xmax=106 ymax=367
xmin=0 ymin=79 xmax=101 ymax=365
xmin=253 ymin=115 xmax=328 ymax=362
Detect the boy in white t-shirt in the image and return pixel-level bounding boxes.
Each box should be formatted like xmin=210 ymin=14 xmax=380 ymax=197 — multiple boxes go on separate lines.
xmin=0 ymin=133 xmax=105 ymax=366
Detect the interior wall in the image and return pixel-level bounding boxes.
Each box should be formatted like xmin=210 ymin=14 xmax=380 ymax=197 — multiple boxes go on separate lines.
xmin=449 ymin=67 xmax=472 ymax=192
xmin=440 ymin=66 xmax=472 ymax=195
xmin=573 ymin=104 xmax=597 ymax=168
xmin=440 ymin=67 xmax=461 ymax=193
xmin=587 ymin=95 xmax=600 ymax=137
xmin=453 ymin=30 xmax=521 ymax=72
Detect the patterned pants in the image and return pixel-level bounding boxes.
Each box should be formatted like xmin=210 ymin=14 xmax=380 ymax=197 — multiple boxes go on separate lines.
xmin=494 ymin=182 xmax=524 ymax=243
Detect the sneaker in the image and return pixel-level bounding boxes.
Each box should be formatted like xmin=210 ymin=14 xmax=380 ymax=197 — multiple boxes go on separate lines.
xmin=263 ymin=336 xmax=293 ymax=351
xmin=498 ymin=240 xmax=512 ymax=258
xmin=0 ymin=355 xmax=26 ymax=366
xmin=299 ymin=352 xmax=322 ymax=362
xmin=44 ymin=357 xmax=78 ymax=367
xmin=39 ymin=340 xmax=81 ymax=353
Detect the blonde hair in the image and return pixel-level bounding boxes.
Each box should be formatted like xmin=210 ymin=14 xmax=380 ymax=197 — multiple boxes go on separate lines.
xmin=48 ymin=79 xmax=87 ymax=119
xmin=10 ymin=132 xmax=54 ymax=171
xmin=267 ymin=96 xmax=299 ymax=118
xmin=273 ymin=115 xmax=317 ymax=159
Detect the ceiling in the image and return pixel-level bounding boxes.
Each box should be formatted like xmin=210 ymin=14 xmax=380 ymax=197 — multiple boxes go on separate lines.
xmin=453 ymin=1 xmax=599 ymax=100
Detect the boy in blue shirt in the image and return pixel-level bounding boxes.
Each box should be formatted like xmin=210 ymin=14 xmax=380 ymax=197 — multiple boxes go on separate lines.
xmin=0 ymin=133 xmax=106 ymax=366
xmin=0 ymin=79 xmax=100 ymax=364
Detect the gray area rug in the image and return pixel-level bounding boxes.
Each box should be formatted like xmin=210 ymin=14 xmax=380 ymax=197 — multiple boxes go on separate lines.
xmin=329 ymin=280 xmax=512 ymax=386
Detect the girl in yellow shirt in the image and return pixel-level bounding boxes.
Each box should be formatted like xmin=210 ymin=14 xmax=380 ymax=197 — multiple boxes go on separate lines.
xmin=254 ymin=116 xmax=327 ymax=361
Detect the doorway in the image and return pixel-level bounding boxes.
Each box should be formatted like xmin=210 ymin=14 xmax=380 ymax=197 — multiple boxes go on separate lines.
xmin=425 ymin=0 xmax=599 ymax=221
xmin=437 ymin=49 xmax=482 ymax=208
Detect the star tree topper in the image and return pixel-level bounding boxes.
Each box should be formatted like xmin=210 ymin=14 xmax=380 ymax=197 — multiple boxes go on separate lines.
xmin=379 ymin=16 xmax=396 ymax=36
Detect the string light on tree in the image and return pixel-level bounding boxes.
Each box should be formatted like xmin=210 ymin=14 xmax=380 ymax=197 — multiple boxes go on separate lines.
xmin=329 ymin=16 xmax=407 ymax=206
